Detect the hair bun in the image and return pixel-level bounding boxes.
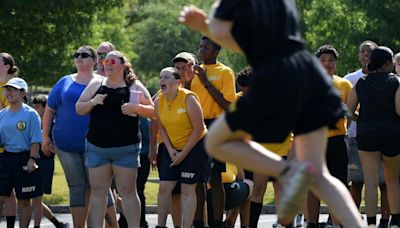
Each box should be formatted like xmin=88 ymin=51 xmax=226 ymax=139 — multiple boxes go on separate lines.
xmin=10 ymin=66 xmax=19 ymax=75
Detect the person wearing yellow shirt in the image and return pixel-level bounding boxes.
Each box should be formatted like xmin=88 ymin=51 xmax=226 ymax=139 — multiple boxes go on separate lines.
xmin=183 ymin=36 xmax=236 ymax=228
xmin=305 ymin=45 xmax=352 ymax=227
xmin=0 ymin=53 xmax=19 ymax=228
xmin=155 ymin=67 xmax=210 ymax=228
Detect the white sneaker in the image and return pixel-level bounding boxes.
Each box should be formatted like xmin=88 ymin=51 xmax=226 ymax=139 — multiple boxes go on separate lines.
xmin=294 ymin=214 xmax=304 ymax=227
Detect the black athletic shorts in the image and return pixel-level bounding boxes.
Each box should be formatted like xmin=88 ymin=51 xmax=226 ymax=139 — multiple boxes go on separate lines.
xmin=205 ymin=118 xmax=226 ymax=172
xmin=226 ymin=49 xmax=346 ymax=143
xmin=326 ymin=135 xmax=348 ymax=185
xmin=224 ymin=180 xmax=250 ymax=210
xmin=157 ymin=139 xmax=211 ymax=184
xmin=38 ymin=156 xmax=55 ymax=194
xmin=0 ymin=151 xmax=43 ymax=199
xmin=357 ymin=130 xmax=400 ymax=157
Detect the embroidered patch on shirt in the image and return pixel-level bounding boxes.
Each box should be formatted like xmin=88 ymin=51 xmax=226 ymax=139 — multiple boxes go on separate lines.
xmin=177 ymin=108 xmax=187 ymax=114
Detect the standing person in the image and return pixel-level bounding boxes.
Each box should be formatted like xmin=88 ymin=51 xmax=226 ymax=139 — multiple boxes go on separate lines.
xmin=183 ymin=36 xmax=236 ymax=228
xmin=94 ymin=41 xmax=120 ymax=228
xmin=306 ymin=45 xmax=352 ymax=227
xmin=344 ymin=41 xmax=391 ymax=227
xmin=31 ymin=94 xmax=68 ymax=228
xmin=0 ymin=52 xmax=18 ymax=227
xmin=96 ymin=41 xmax=116 ymax=76
xmin=42 ymin=46 xmax=113 ymax=228
xmin=154 ymin=67 xmax=209 ymax=228
xmin=76 ymin=50 xmax=154 ymax=228
xmin=180 ymin=0 xmax=363 ymax=226
xmin=347 ymin=46 xmax=400 ymax=227
xmin=0 ymin=78 xmax=42 ymax=228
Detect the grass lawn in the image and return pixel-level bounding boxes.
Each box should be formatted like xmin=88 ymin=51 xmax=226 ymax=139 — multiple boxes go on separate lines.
xmin=45 ymin=157 xmax=372 ymax=207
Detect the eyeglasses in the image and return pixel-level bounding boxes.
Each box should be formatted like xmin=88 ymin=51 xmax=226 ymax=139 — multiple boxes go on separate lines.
xmin=97 ymin=52 xmax=107 ymax=59
xmin=73 ymin=52 xmax=92 ymax=59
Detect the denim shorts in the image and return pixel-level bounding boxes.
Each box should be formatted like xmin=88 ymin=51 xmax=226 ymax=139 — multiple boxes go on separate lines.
xmin=85 ymin=140 xmax=141 ymax=169
xmin=56 ymin=148 xmax=114 ymax=207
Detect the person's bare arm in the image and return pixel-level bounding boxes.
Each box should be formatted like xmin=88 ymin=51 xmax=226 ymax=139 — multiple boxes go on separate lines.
xmin=170 ymin=95 xmax=205 ymax=166
xmin=76 ymin=78 xmax=106 ymax=115
xmin=194 ymin=65 xmax=232 ymax=111
xmin=121 ymin=81 xmax=155 ymax=118
xmin=42 ymin=106 xmax=55 ymax=156
xmin=346 ymin=87 xmax=359 ymax=121
xmin=179 ymin=4 xmax=243 ymax=53
xmin=395 ymin=84 xmax=400 ymax=116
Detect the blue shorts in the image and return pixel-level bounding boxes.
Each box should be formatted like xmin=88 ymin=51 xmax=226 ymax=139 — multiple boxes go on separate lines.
xmin=0 ymin=151 xmax=43 ymax=199
xmin=38 ymin=156 xmax=55 ymax=194
xmin=157 ymin=139 xmax=211 ymax=184
xmin=85 ymin=140 xmax=141 ymax=168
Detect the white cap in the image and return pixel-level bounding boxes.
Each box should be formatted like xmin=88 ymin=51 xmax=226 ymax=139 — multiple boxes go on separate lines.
xmin=3 ymin=77 xmax=28 ymax=92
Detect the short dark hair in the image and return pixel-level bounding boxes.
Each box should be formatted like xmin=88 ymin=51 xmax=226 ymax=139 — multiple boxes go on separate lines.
xmin=367 ymin=46 xmax=393 ymax=72
xmin=201 ymin=36 xmax=221 ymax=51
xmin=31 ymin=94 xmax=48 ymax=108
xmin=315 ymin=44 xmax=339 ymax=60
xmin=237 ymin=67 xmax=254 ymax=87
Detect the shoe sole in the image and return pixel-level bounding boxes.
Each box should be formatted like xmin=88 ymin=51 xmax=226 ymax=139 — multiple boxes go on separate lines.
xmin=277 ymin=163 xmax=317 ymax=223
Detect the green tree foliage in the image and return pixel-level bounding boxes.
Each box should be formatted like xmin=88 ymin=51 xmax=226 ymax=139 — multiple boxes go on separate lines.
xmin=297 ymin=0 xmax=400 ymax=75
xmin=0 ymin=0 xmax=123 ymax=88
xmin=126 ymin=0 xmax=247 ymax=94
xmin=0 ymin=0 xmax=399 ymax=90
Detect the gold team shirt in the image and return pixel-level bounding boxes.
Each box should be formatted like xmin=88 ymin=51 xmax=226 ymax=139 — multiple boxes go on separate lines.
xmin=158 ymin=87 xmax=207 ymax=150
xmin=208 ymin=163 xmax=237 ymax=189
xmin=328 ymin=75 xmax=352 ymax=137
xmin=191 ymin=62 xmax=236 ymax=119
xmin=236 ymin=92 xmax=293 ymax=156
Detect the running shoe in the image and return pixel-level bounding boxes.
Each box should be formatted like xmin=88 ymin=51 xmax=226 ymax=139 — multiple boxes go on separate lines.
xmin=277 ymin=162 xmax=317 ymax=224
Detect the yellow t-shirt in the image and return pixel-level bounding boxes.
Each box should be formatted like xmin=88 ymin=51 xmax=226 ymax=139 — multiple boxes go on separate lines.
xmin=221 ymin=163 xmax=237 ymax=184
xmin=191 ymin=62 xmax=236 ymax=119
xmin=328 ymin=75 xmax=352 ymax=137
xmin=158 ymin=87 xmax=207 ymax=150
xmin=236 ymin=91 xmax=293 ymax=156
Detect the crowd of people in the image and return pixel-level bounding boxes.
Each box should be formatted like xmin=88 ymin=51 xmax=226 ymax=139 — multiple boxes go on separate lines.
xmin=0 ymin=0 xmax=400 ymax=228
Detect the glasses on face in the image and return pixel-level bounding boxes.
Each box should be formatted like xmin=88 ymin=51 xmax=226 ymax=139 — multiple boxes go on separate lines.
xmin=103 ymin=59 xmax=119 ymax=65
xmin=73 ymin=52 xmax=92 ymax=59
xmin=97 ymin=52 xmax=107 ymax=59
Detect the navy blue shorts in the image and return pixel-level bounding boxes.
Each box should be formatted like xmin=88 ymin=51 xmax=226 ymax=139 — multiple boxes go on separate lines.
xmin=157 ymin=139 xmax=211 ymax=184
xmin=38 ymin=155 xmax=55 ymax=194
xmin=205 ymin=119 xmax=226 ymax=173
xmin=326 ymin=135 xmax=348 ymax=185
xmin=224 ymin=180 xmax=250 ymax=210
xmin=0 ymin=151 xmax=43 ymax=199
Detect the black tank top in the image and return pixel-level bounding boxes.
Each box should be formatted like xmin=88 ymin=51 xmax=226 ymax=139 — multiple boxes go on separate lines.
xmin=356 ymin=72 xmax=400 ymax=134
xmin=86 ymin=82 xmax=140 ymax=148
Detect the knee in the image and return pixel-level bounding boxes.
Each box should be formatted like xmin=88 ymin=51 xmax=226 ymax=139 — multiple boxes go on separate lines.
xmin=158 ymin=184 xmax=172 ymax=197
xmin=17 ymin=199 xmax=31 ymax=208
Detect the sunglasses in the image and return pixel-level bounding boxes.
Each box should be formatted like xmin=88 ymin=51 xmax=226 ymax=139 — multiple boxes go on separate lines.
xmin=73 ymin=52 xmax=92 ymax=59
xmin=103 ymin=59 xmax=120 ymax=65
xmin=97 ymin=52 xmax=107 ymax=59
